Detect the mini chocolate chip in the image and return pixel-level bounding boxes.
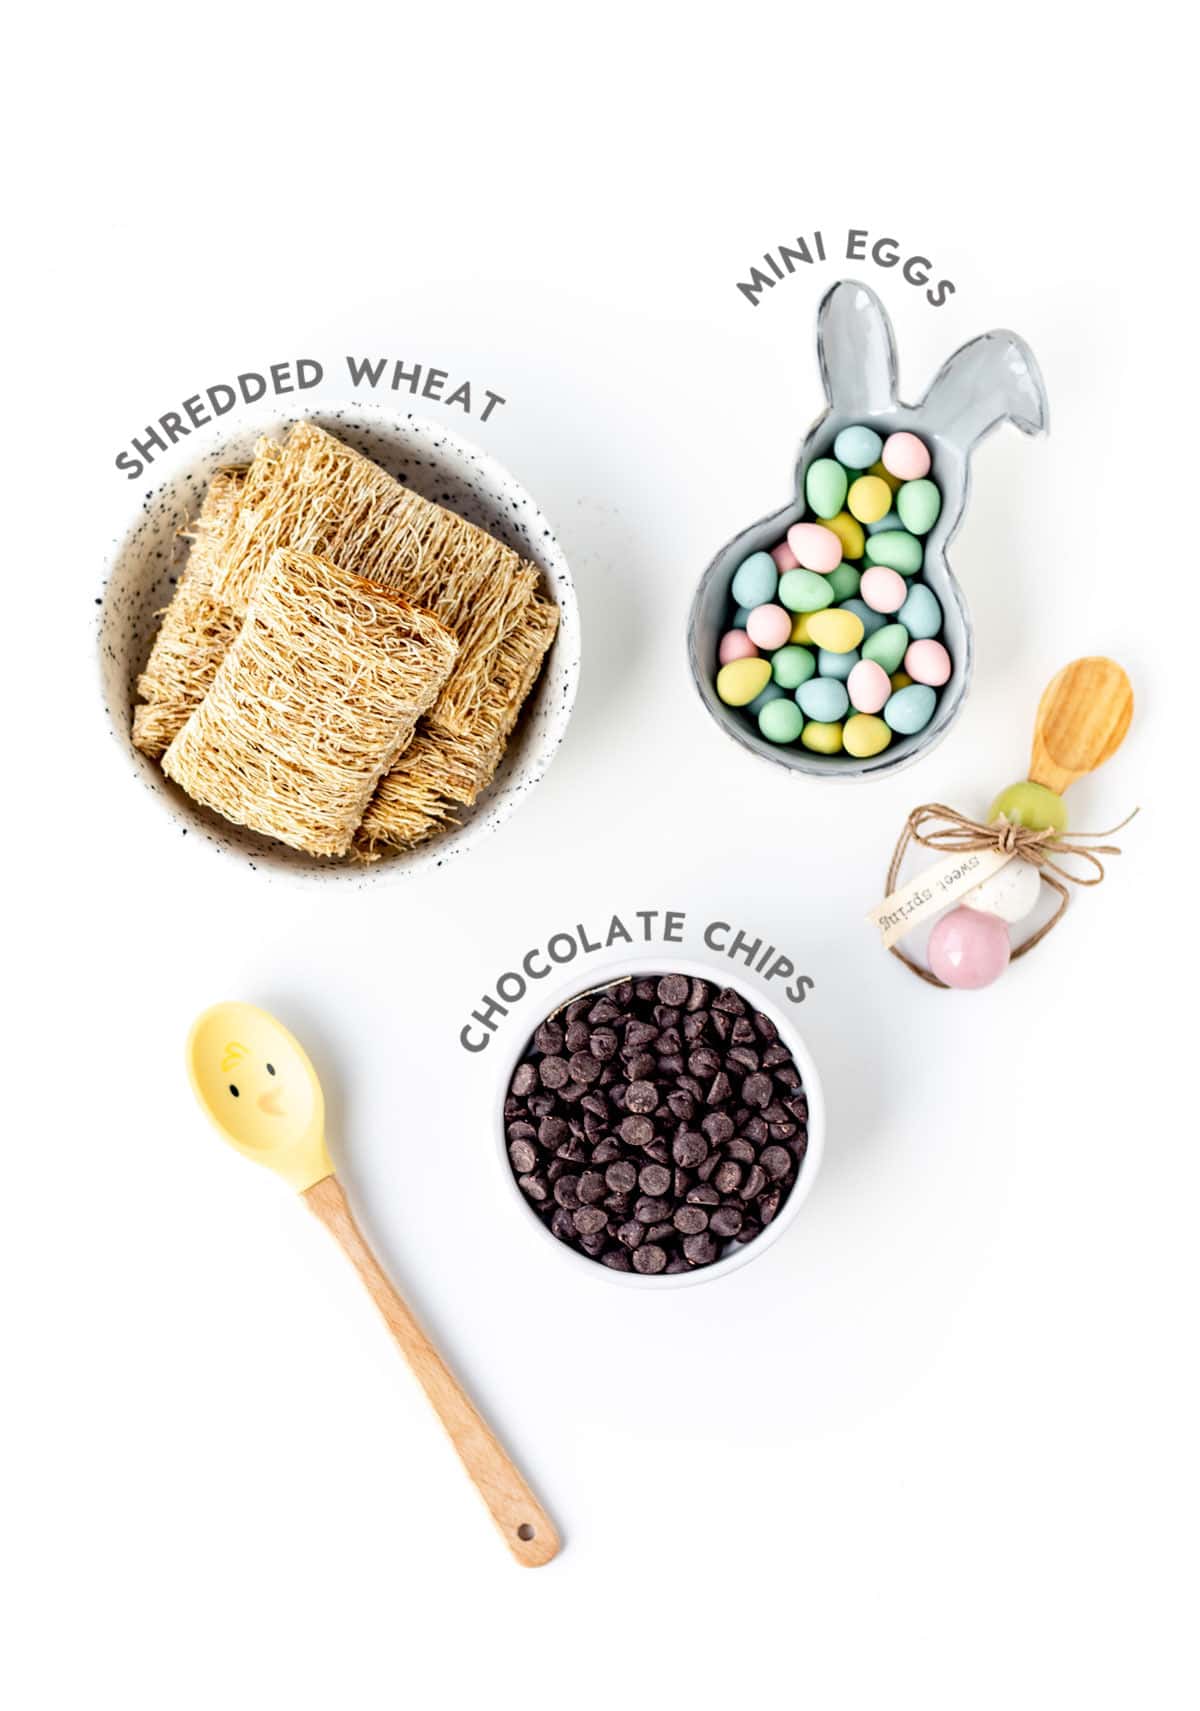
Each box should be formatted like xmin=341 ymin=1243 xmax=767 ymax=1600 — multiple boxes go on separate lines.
xmin=741 ymin=1165 xmax=766 ymax=1199
xmin=566 ymin=1020 xmax=590 ymax=1053
xmin=602 ymin=1249 xmax=632 ymax=1271
xmin=511 ymin=1063 xmax=537 ymax=1095
xmin=518 ymin=1173 xmax=549 ymax=1202
xmin=573 ymin=1206 xmax=607 ymax=1235
xmin=606 ymin=1160 xmax=637 ymax=1193
xmin=674 ymin=1205 xmax=709 ymax=1234
xmin=568 ymin=1051 xmax=603 ymax=1085
xmin=672 ymin=1131 xmax=707 ymax=1168
xmin=538 ymin=1116 xmax=567 ymax=1147
xmin=701 ymin=1112 xmax=734 ymax=1145
xmin=727 ymin=1136 xmax=756 ymax=1164
xmin=632 ymin=1244 xmax=667 ymax=1274
xmin=639 ymin=1164 xmax=671 ymax=1197
xmin=626 ymin=1080 xmax=658 ymax=1113
xmin=620 ymin=1114 xmax=653 ymax=1147
xmin=742 ymin=1115 xmax=768 ymax=1143
xmin=539 ymin=1056 xmax=570 ymax=1088
xmin=760 ymin=1146 xmax=791 ymax=1180
xmin=709 ymin=1205 xmax=743 ymax=1237
xmin=509 ymin=1140 xmax=537 ymax=1174
xmin=618 ymin=1219 xmax=645 ymax=1249
xmin=657 ymin=974 xmax=690 ymax=1006
xmin=736 ymin=1220 xmax=762 ymax=1243
xmin=589 ymin=1027 xmax=618 ymax=1059
xmin=646 ymin=1222 xmax=675 ymax=1242
xmin=577 ymin=1170 xmax=606 ymax=1204
xmin=591 ymin=1138 xmax=620 ymax=1164
xmin=727 ymin=1045 xmax=760 ymax=1074
xmin=687 ymin=1184 xmax=721 ymax=1206
xmin=713 ymin=1161 xmax=743 ymax=1195
xmin=762 ymin=1042 xmax=791 ymax=1068
xmin=731 ymin=1017 xmax=755 ymax=1044
xmin=759 ymin=1187 xmax=782 ymax=1223
xmin=713 ymin=987 xmax=746 ymax=1016
xmin=706 ymin=1072 xmax=732 ymax=1105
xmin=553 ymin=1175 xmax=581 ymax=1209
xmin=534 ymin=1021 xmax=564 ymax=1055
xmin=635 ymin=1196 xmax=671 ymax=1224
xmin=667 ymin=1090 xmax=696 ymax=1121
xmin=742 ymin=1073 xmax=772 ymax=1107
xmin=688 ymin=1046 xmax=720 ymax=1079
xmin=683 ymin=1232 xmax=718 ymax=1265
xmin=588 ymin=998 xmax=620 ymax=1023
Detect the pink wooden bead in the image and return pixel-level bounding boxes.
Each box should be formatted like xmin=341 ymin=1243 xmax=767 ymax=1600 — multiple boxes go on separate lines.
xmin=881 ymin=431 xmax=931 ymax=481
xmin=860 ymin=565 xmax=907 ymax=614
xmin=905 ymin=638 xmax=952 ymax=686
xmin=745 ymin=603 xmax=792 ymax=650
xmin=847 ymin=659 xmax=891 ymax=714
xmin=719 ymin=629 xmax=759 ymax=665
xmin=770 ymin=539 xmax=799 ymax=572
xmin=785 ymin=521 xmax=843 ymax=573
xmin=928 ymin=907 xmax=1011 ymax=990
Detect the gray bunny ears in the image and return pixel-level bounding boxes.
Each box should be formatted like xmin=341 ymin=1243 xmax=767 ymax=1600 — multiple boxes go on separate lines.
xmin=816 ymin=280 xmax=1049 ymax=446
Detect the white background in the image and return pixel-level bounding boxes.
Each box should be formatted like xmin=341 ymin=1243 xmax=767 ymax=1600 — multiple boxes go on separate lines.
xmin=6 ymin=6 xmax=1195 ymax=1707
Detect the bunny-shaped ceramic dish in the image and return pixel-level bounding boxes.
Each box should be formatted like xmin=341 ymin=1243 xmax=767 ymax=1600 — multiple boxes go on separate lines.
xmin=688 ymin=279 xmax=1049 ymax=777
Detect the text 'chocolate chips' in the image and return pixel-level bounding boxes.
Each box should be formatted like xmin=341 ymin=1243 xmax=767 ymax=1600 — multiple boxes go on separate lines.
xmin=504 ymin=974 xmax=808 ymax=1275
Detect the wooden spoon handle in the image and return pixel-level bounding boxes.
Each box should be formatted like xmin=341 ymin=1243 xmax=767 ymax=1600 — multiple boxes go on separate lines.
xmin=303 ymin=1175 xmax=559 ymax=1567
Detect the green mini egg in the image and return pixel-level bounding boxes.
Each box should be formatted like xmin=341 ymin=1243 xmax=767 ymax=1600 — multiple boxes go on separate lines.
xmin=716 ymin=656 xmax=772 ymax=706
xmin=988 ymin=780 xmax=1069 ymax=834
xmin=861 ymin=624 xmax=909 ymax=674
xmin=827 ymin=561 xmax=861 ymax=602
xmin=771 ymin=644 xmax=817 ymax=690
xmin=800 ymin=720 xmax=844 ymax=754
xmin=747 ymin=681 xmax=786 ymax=716
xmin=865 ymin=530 xmax=923 ymax=575
xmin=778 ymin=568 xmax=834 ymax=613
xmin=804 ymin=458 xmax=849 ymax=520
xmin=797 ymin=676 xmax=849 ymax=723
xmin=759 ymin=698 xmax=805 ymax=744
xmin=896 ymin=478 xmax=942 ymax=536
xmin=840 ymin=597 xmax=885 ymax=639
xmin=818 ymin=647 xmax=859 ymax=681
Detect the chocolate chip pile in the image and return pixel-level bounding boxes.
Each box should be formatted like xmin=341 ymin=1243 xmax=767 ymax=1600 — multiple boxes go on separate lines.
xmin=504 ymin=973 xmax=808 ymax=1274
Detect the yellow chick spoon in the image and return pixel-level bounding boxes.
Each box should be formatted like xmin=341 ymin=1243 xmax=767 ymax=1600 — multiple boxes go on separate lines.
xmin=187 ymin=1001 xmax=559 ymax=1567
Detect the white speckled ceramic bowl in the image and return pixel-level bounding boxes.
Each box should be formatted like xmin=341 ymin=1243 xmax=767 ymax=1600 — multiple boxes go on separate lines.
xmin=98 ymin=404 xmax=580 ymax=882
xmin=688 ymin=279 xmax=1048 ymax=780
xmin=494 ymin=954 xmax=825 ymax=1289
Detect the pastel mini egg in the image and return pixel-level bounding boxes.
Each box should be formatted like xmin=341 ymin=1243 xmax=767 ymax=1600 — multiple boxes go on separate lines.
xmin=759 ymin=697 xmax=805 ymax=745
xmin=790 ymin=611 xmax=815 ymax=644
xmin=890 ymin=670 xmax=913 ymax=690
xmin=716 ymin=656 xmax=772 ymax=706
xmin=861 ymin=623 xmax=909 ymax=674
xmin=827 ymin=561 xmax=862 ymax=602
xmin=731 ymin=551 xmax=778 ymax=608
xmin=868 ymin=459 xmax=904 ymax=495
xmin=822 ymin=511 xmax=866 ymax=562
xmin=846 ymin=474 xmax=892 ymax=525
xmin=881 ymin=431 xmax=932 ymax=481
xmin=847 ymin=658 xmax=891 ymax=714
xmin=833 ymin=425 xmax=882 ymax=469
xmin=884 ymin=683 xmax=936 ymax=735
xmin=786 ymin=522 xmax=843 ymax=573
xmin=860 ymin=565 xmax=907 ymax=614
xmin=896 ymin=477 xmax=942 ymax=536
xmin=718 ymin=629 xmax=758 ymax=665
xmin=806 ymin=606 xmax=865 ymax=653
xmin=804 ymin=458 xmax=849 ymax=520
xmin=770 ymin=540 xmax=799 ymax=572
xmin=928 ymin=907 xmax=1011 ymax=990
xmin=964 ymin=858 xmax=1042 ymax=925
xmin=897 ymin=583 xmax=942 ymax=640
xmin=771 ymin=644 xmax=817 ymax=690
xmin=778 ymin=568 xmax=834 ymax=613
xmin=842 ymin=713 xmax=892 ymax=758
xmin=866 ymin=508 xmax=902 ymax=535
xmin=734 ymin=605 xmax=754 ymax=627
xmin=800 ymin=720 xmax=844 ymax=755
xmin=840 ymin=597 xmax=884 ymax=639
xmin=747 ymin=681 xmax=787 ymax=717
xmin=988 ymin=781 xmax=1068 ymax=834
xmin=865 ymin=529 xmax=923 ymax=575
xmin=905 ymin=638 xmax=952 ymax=686
xmin=797 ymin=676 xmax=849 ymax=723
xmin=818 ymin=647 xmax=858 ymax=681
xmin=746 ymin=603 xmax=792 ymax=650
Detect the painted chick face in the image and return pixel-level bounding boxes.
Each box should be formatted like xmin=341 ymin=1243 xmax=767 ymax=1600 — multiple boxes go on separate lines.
xmin=223 ymin=1041 xmax=287 ymax=1117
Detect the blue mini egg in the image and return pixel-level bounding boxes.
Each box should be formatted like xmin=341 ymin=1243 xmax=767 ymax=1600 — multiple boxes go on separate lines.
xmin=884 ymin=683 xmax=937 ymax=734
xmin=747 ymin=682 xmax=787 ymax=716
xmin=816 ymin=647 xmax=858 ymax=682
xmin=731 ymin=551 xmax=778 ymax=609
xmin=840 ymin=597 xmax=885 ymax=639
xmin=833 ymin=425 xmax=882 ymax=469
xmin=797 ymin=676 xmax=850 ymax=722
xmin=866 ymin=509 xmax=902 ymax=535
xmin=733 ymin=605 xmax=754 ymax=627
xmin=898 ymin=583 xmax=942 ymax=640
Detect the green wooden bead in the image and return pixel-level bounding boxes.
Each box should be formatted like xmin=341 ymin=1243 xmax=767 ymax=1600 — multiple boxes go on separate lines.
xmin=988 ymin=781 xmax=1068 ymax=834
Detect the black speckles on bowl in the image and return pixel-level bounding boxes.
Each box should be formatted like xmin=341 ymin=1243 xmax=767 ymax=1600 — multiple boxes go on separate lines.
xmin=97 ymin=405 xmax=580 ymax=883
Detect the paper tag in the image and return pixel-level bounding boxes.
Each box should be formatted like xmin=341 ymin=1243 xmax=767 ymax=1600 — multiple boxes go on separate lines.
xmin=868 ymin=845 xmax=1014 ymax=948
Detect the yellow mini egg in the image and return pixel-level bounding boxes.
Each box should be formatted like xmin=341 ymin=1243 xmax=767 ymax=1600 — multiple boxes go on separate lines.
xmin=821 ymin=510 xmax=865 ymax=561
xmin=869 ymin=459 xmax=904 ymax=495
xmin=806 ymin=607 xmax=865 ymax=653
xmin=790 ymin=611 xmax=815 ymax=644
xmin=889 ymin=670 xmax=913 ymax=690
xmin=800 ymin=720 xmax=844 ymax=755
xmin=846 ymin=475 xmax=892 ymax=524
xmin=716 ymin=656 xmax=772 ymax=706
xmin=843 ymin=713 xmax=892 ymax=758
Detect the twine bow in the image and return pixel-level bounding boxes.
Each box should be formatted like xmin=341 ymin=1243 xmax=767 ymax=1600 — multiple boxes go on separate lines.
xmin=886 ymin=803 xmax=1138 ymax=987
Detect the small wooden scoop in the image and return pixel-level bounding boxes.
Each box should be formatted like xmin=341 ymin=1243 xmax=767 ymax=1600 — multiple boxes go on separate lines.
xmin=1028 ymin=657 xmax=1134 ymax=795
xmin=187 ymin=1001 xmax=559 ymax=1567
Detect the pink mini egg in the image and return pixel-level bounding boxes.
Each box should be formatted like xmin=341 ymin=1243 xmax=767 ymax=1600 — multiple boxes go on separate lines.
xmin=928 ymin=906 xmax=1011 ymax=990
xmin=881 ymin=431 xmax=931 ymax=481
xmin=905 ymin=638 xmax=952 ymax=686
xmin=785 ymin=521 xmax=843 ymax=574
xmin=860 ymin=565 xmax=907 ymax=614
xmin=847 ymin=658 xmax=891 ymax=714
xmin=770 ymin=539 xmax=799 ymax=572
xmin=745 ymin=603 xmax=792 ymax=650
xmin=719 ymin=629 xmax=759 ymax=665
